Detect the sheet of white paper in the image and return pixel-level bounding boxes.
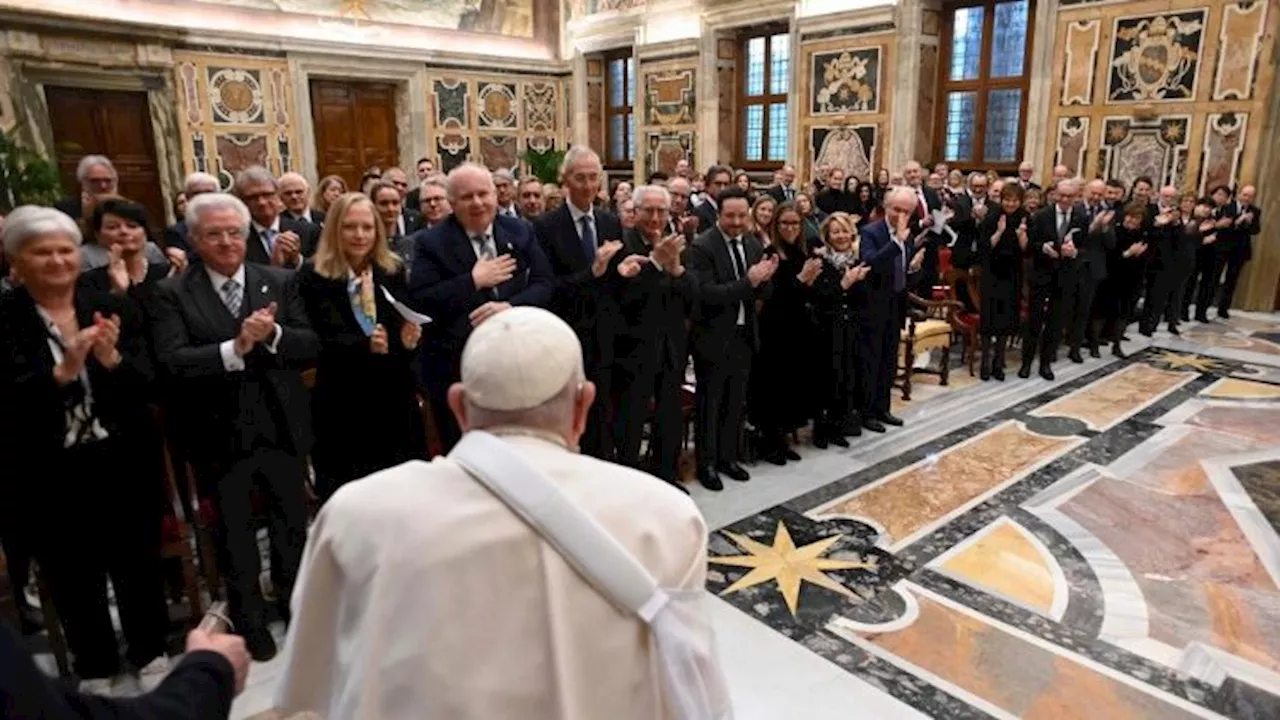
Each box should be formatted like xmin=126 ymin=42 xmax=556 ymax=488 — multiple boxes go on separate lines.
xmin=381 ymin=285 xmax=432 ymax=325
xmin=929 ymin=209 xmax=949 ymax=235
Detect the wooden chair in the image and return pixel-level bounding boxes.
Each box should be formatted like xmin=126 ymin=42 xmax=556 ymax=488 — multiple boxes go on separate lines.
xmin=896 ymin=293 xmax=963 ymax=401
xmin=942 ymin=267 xmax=982 ymax=375
xmin=151 ymin=405 xmax=208 ymax=623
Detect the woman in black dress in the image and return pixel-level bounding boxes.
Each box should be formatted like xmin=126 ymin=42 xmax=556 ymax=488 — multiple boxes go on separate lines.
xmin=78 ymin=198 xmax=186 ymax=303
xmin=297 ymin=192 xmax=426 ymax=501
xmin=976 ymin=184 xmax=1028 ymax=380
xmin=1095 ymin=203 xmax=1150 ymax=357
xmin=852 ymin=181 xmax=877 ymax=228
xmin=810 ymin=212 xmax=870 ymax=447
xmin=751 ymin=203 xmax=819 ymax=464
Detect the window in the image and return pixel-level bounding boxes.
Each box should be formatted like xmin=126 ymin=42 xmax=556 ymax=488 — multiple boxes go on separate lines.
xmin=605 ymin=49 xmax=635 ymax=167
xmin=935 ymin=0 xmax=1033 ymax=171
xmin=738 ymin=27 xmax=790 ymax=169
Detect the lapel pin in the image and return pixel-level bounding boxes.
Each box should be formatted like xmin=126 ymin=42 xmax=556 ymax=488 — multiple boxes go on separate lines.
xmin=261 ymin=285 xmax=269 ymax=294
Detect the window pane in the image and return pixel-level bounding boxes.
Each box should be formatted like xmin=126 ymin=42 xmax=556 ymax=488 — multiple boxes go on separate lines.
xmin=609 ymin=115 xmax=624 ymax=162
xmin=949 ymin=6 xmax=984 ymax=81
xmin=983 ymin=88 xmax=1022 ymax=163
xmin=767 ymin=103 xmax=788 ymax=162
xmin=746 ymin=37 xmax=766 ymax=96
xmin=626 ymin=57 xmax=636 ymax=105
xmin=769 ymin=33 xmax=790 ymax=94
xmin=609 ymin=59 xmax=624 ymax=108
xmin=744 ymin=104 xmax=764 ymax=162
xmin=628 ymin=113 xmax=636 ymax=161
xmin=991 ymin=1 xmax=1029 ymax=77
xmin=943 ymin=91 xmax=977 ymax=162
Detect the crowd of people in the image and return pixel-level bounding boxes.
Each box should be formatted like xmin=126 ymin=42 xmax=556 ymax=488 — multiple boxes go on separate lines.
xmin=0 ymin=143 xmax=1262 ymax=710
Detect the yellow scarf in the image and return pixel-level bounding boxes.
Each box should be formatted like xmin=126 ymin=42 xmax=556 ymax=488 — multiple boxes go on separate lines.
xmin=358 ymin=268 xmax=377 ymax=322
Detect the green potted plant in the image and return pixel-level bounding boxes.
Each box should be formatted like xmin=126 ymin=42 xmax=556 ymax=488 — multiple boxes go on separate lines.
xmin=521 ymin=148 xmax=566 ymax=184
xmin=0 ymin=127 xmax=62 ymax=212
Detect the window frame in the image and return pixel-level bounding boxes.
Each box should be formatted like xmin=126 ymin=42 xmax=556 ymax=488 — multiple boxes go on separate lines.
xmin=933 ymin=0 xmax=1036 ymax=173
xmin=736 ymin=25 xmax=791 ymax=171
xmin=604 ymin=48 xmax=636 ymax=169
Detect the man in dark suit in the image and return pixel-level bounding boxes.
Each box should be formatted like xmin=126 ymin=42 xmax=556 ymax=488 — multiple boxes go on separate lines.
xmin=667 ymin=177 xmax=701 ymax=241
xmin=688 ymin=186 xmax=778 ymax=491
xmin=948 ymin=172 xmax=990 ymax=272
xmin=859 ymin=187 xmax=926 ymax=432
xmin=148 ymin=192 xmax=319 ymax=662
xmin=163 ymin=172 xmax=220 ymax=252
xmin=410 ymin=163 xmax=553 ymax=451
xmin=611 ymin=184 xmax=699 ymax=488
xmin=405 ymin=156 xmax=435 ymax=210
xmin=533 ymin=146 xmax=627 ymax=459
xmin=1217 ymin=184 xmax=1260 ymax=318
xmin=902 ymin=160 xmax=946 ymax=290
xmin=764 ymin=164 xmax=799 ymax=204
xmin=232 ymin=167 xmax=320 ymax=268
xmin=53 ymin=155 xmax=118 ymax=222
xmin=1021 ymin=180 xmax=1093 ymax=380
xmin=278 ymin=172 xmax=325 ymax=227
xmin=693 ymin=165 xmax=733 ymax=233
xmin=1077 ymin=179 xmax=1118 ymax=358
xmin=384 ymin=167 xmax=425 ymax=236
xmin=1015 ymin=161 xmax=1042 ymax=192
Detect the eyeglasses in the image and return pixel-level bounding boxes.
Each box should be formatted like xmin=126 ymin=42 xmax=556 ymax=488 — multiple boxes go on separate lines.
xmin=422 ymin=196 xmax=447 ymax=204
xmin=777 ymin=220 xmax=801 ymax=226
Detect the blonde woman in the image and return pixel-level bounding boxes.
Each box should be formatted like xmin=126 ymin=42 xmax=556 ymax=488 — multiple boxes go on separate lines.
xmin=296 ymin=192 xmax=425 ymax=500
xmin=810 ymin=212 xmax=870 ymax=448
xmin=312 ymin=175 xmax=347 ymax=215
xmin=749 ymin=194 xmax=776 ymax=247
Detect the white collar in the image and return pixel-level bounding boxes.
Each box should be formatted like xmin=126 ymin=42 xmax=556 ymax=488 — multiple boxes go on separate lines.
xmin=253 ymin=216 xmax=281 ymax=235
xmin=567 ymin=202 xmax=594 ymax=224
xmin=465 ymin=223 xmax=495 ymax=241
xmin=205 ymin=263 xmax=246 ymax=289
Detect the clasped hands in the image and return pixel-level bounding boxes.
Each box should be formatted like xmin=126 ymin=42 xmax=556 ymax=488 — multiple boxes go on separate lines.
xmin=233 ymin=302 xmax=278 ymax=357
xmin=269 ymin=231 xmax=303 ymax=267
xmin=53 ymin=312 xmax=122 ymax=385
xmin=893 ymin=215 xmax=927 ymax=272
xmin=370 ymin=321 xmax=422 ymax=354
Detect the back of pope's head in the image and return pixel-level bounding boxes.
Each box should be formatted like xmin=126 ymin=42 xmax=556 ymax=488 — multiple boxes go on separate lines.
xmin=448 ymin=307 xmax=594 ymax=442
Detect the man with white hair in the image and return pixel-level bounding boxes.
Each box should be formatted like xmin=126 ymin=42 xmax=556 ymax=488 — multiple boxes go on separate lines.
xmin=409 ymin=162 xmax=553 ymax=451
xmin=493 ymin=168 xmax=520 ymax=218
xmin=232 ymin=166 xmax=320 ymax=267
xmin=278 ymin=172 xmax=322 ymax=226
xmin=148 ymin=192 xmax=319 ymax=662
xmin=532 ymin=146 xmax=626 ymax=459
xmin=1016 ymin=160 xmax=1042 ymax=191
xmin=54 ymin=155 xmax=118 ymax=221
xmin=275 ymin=306 xmax=717 ymax=719
xmin=1218 ymin=184 xmax=1261 ymax=317
xmin=163 ymin=172 xmax=220 ymax=251
xmin=765 ymin=164 xmax=798 ymax=203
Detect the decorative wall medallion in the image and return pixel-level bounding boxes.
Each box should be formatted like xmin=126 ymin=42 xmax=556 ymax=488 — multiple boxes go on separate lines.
xmin=177 ymin=62 xmax=202 ymax=125
xmin=645 ymin=67 xmax=696 ymax=126
xmin=646 ymin=131 xmax=694 ymax=176
xmin=523 ymin=81 xmax=556 ymax=133
xmin=478 ymin=82 xmax=518 ymax=129
xmin=479 ymin=134 xmax=519 ymax=171
xmin=1061 ymin=20 xmax=1100 ymax=106
xmin=433 ymin=79 xmax=470 ymax=128
xmin=1098 ymin=116 xmax=1191 ymax=188
xmin=1054 ymin=117 xmax=1090 ymax=177
xmin=207 ymin=68 xmax=264 ymax=125
xmin=1107 ymin=11 xmax=1206 ymax=102
xmin=526 ymin=135 xmax=556 ymax=154
xmin=269 ymin=68 xmax=290 ymax=126
xmin=1212 ymin=1 xmax=1269 ymax=100
xmin=811 ymin=126 xmax=876 ymax=183
xmin=1198 ymin=112 xmax=1247 ymax=194
xmin=436 ymin=130 xmax=470 ymax=174
xmin=811 ymin=48 xmax=880 ymax=115
xmin=215 ymin=133 xmax=268 ymax=184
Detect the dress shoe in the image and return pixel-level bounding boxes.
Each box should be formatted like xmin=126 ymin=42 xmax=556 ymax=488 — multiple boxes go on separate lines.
xmin=1018 ymin=363 xmax=1032 ymax=379
xmin=245 ymin=627 xmax=278 ymax=662
xmin=845 ymin=421 xmax=862 ymax=437
xmin=1138 ymin=327 xmax=1153 ymax=338
xmin=980 ymin=364 xmax=991 ymax=381
xmin=862 ymin=418 xmax=886 ymax=433
xmin=1218 ymin=309 xmax=1231 ymax=319
xmin=991 ymin=366 xmax=1005 ymax=381
xmin=879 ymin=413 xmax=904 ymax=427
xmin=1068 ymin=350 xmax=1084 ymax=364
xmin=1167 ymin=324 xmax=1180 ymax=336
xmin=784 ymin=448 xmax=801 ymax=461
xmin=1111 ymin=344 xmax=1127 ymax=359
xmin=1180 ymin=311 xmax=1191 ymax=322
xmin=1039 ymin=365 xmax=1055 ymax=381
xmin=812 ymin=431 xmax=829 ymax=449
xmin=697 ymin=467 xmax=723 ymax=491
xmin=762 ymin=450 xmax=787 ymax=466
xmin=1089 ymin=346 xmax=1101 ymax=359
xmin=1195 ymin=313 xmax=1210 ymax=323
xmin=717 ymin=462 xmax=751 ymax=482
xmin=830 ymin=434 xmax=850 ymax=448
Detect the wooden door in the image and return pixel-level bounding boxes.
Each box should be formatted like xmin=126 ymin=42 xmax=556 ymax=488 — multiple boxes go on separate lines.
xmin=310 ymin=79 xmax=399 ymax=192
xmin=44 ymin=86 xmax=166 ymax=229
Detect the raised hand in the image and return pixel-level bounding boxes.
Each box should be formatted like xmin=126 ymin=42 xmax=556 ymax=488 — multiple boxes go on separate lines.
xmin=894 ymin=213 xmax=912 ymax=243
xmin=1203 ymin=233 xmax=1218 ymax=245
xmin=186 ymin=629 xmax=250 ymax=696
xmin=1041 ymin=241 xmax=1059 ymax=259
xmin=472 ymin=254 xmax=517 ymax=289
xmin=797 ymin=257 xmax=823 ymax=285
xmin=53 ymin=325 xmax=100 ymax=385
xmin=270 ymin=231 xmax=301 ymax=266
xmin=973 ymin=203 xmax=989 ymax=220
xmin=90 ymin=312 xmax=122 ymax=368
xmin=1155 ymin=211 xmax=1174 ymax=227
xmin=840 ymin=264 xmax=869 ymax=289
xmin=993 ymin=215 xmax=1007 ymax=246
xmin=1090 ymin=210 xmax=1114 ymax=231
xmin=679 ymin=214 xmax=699 ymax=235
xmin=651 ymin=233 xmax=685 ymax=272
xmin=399 ymin=320 xmax=422 ymax=351
xmin=106 ymin=244 xmax=129 ymax=294
xmin=1126 ymin=241 xmax=1148 ymax=258
xmin=616 ymin=254 xmax=650 ymax=278
xmin=1198 ymin=219 xmax=1217 ymax=233
xmin=1061 ymin=239 xmax=1078 ymax=258
xmin=592 ymin=240 xmax=624 ymax=277
xmin=909 ymin=247 xmax=926 ymax=272
xmin=165 ymin=247 xmax=188 ymax=276
xmin=370 ymin=323 xmax=389 ymax=354
xmin=1215 ymin=216 xmax=1232 ymax=229
xmin=747 ymin=254 xmax=780 ymax=287
xmin=1015 ymin=218 xmax=1029 ymax=247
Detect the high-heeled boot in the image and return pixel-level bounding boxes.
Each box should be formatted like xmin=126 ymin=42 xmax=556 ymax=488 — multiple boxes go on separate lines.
xmin=991 ymin=335 xmax=1007 ymax=380
xmin=979 ymin=335 xmax=993 ymax=381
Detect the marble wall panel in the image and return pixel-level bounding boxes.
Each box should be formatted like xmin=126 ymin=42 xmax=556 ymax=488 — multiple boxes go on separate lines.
xmin=1054 ymin=116 xmax=1090 ymax=176
xmin=425 ymin=71 xmax=566 ymax=174
xmin=478 ymin=82 xmax=519 ymax=129
xmin=433 ymin=79 xmax=470 ymax=127
xmin=1198 ymin=111 xmax=1248 ymax=194
xmin=645 ymin=130 xmax=693 ymax=176
xmin=478 ymin=134 xmax=520 ymax=171
xmin=1106 ymin=9 xmax=1207 ymax=103
xmin=1097 ymin=115 xmax=1192 ymax=189
xmin=636 ymin=56 xmax=697 ymax=178
xmin=915 ymin=44 xmax=937 ymax=165
xmin=523 ymin=81 xmax=557 ymax=133
xmin=798 ymin=33 xmax=895 ymax=184
xmin=810 ymin=125 xmax=877 ymax=188
xmin=436 ymin=131 xmax=471 ymax=174
xmin=644 ymin=66 xmax=695 ymax=127
xmin=172 ymin=50 xmax=296 ymax=188
xmin=1213 ymin=0 xmax=1269 ymax=100
xmin=1061 ymin=19 xmax=1101 ymax=106
xmin=810 ymin=47 xmax=881 ymax=115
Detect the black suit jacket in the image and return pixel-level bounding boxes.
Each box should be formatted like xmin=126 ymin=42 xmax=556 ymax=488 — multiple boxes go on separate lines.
xmin=245 ymin=217 xmax=322 ymax=267
xmin=54 ymin=195 xmax=84 ymax=221
xmin=162 ymin=222 xmax=191 ymax=252
xmin=409 ymin=213 xmax=553 ymax=372
xmin=949 ymin=192 xmax=989 ymax=269
xmin=687 ymin=226 xmax=768 ymax=357
xmin=147 ymin=263 xmax=319 ymax=463
xmin=1028 ymin=205 xmax=1097 ymax=283
xmin=765 ymin=185 xmax=798 ymax=204
xmin=402 ymin=209 xmax=425 ymax=236
xmin=693 ymin=200 xmax=719 ymax=234
xmin=532 ymin=204 xmax=625 ymax=368
xmin=285 ymin=209 xmax=326 ymax=228
xmin=614 ymin=228 xmax=699 ymax=373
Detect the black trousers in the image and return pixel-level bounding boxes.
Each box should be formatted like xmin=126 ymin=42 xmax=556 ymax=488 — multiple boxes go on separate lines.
xmin=1061 ymin=272 xmax=1096 ymax=351
xmin=858 ymin=294 xmax=902 ymax=418
xmin=1023 ymin=278 xmax=1063 ymax=368
xmin=199 ymin=449 xmax=308 ymax=635
xmin=694 ymin=328 xmax=753 ymax=470
xmin=32 ymin=440 xmax=169 ymax=679
xmin=612 ymin=358 xmax=653 ymax=471
xmin=1186 ymin=246 xmax=1223 ymax=318
xmin=1142 ymin=264 xmax=1189 ymax=331
xmin=1218 ymin=247 xmax=1249 ymax=313
xmin=615 ymin=356 xmax=686 ymax=485
xmin=581 ymin=360 xmax=614 ymax=461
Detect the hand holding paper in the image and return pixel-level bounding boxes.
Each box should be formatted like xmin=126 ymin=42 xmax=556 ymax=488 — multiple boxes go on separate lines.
xmin=381 ymin=285 xmax=432 ymax=326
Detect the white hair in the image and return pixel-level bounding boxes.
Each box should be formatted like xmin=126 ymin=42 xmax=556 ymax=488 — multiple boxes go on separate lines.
xmin=632 ymin=184 xmax=671 ymax=208
xmin=3 ymin=205 xmax=82 ymax=256
xmin=559 ymin=146 xmax=601 ymax=180
xmin=233 ymin=166 xmax=278 ymax=195
xmin=183 ymin=172 xmax=220 ymax=194
xmin=465 ymin=371 xmax=584 ymax=435
xmin=185 ymin=192 xmax=250 ymax=236
xmin=278 ymin=171 xmax=309 ymax=188
xmin=492 ymin=167 xmax=516 ymax=183
xmin=420 ymin=175 xmax=448 ymax=194
xmin=445 ymin=162 xmax=495 ymax=202
xmin=75 ymin=155 xmax=116 ymax=185
xmin=883 ymin=186 xmax=917 ymax=208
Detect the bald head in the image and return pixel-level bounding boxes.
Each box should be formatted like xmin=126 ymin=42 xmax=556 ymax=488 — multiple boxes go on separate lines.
xmin=1084 ymin=179 xmax=1106 ymax=205
xmin=1239 ymin=185 xmax=1256 ymax=204
xmin=447 ymin=163 xmax=497 ymax=234
xmin=903 ymin=161 xmax=924 ymax=187
xmin=278 ymin=172 xmax=310 ymax=214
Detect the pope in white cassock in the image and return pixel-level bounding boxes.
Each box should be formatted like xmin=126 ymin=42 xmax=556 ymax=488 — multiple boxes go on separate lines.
xmin=273 ymin=306 xmax=718 ymax=719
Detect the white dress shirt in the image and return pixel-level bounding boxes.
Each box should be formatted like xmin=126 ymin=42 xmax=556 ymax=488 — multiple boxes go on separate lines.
xmin=206 ymin=264 xmax=282 ymax=371
xmin=253 ymin=217 xmax=282 ymax=258
xmin=567 ymin=202 xmax=594 ymax=240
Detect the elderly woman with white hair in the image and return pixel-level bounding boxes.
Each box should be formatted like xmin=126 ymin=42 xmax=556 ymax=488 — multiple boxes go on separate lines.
xmin=0 ymin=206 xmax=171 ymax=691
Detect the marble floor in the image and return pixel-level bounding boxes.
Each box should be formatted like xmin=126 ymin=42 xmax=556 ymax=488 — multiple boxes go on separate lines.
xmin=39 ymin=312 xmax=1280 ymax=719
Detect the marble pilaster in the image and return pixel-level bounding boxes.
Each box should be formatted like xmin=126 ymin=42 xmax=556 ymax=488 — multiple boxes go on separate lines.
xmin=1243 ymin=30 xmax=1280 ymax=310
xmin=889 ymin=0 xmax=923 ymax=168
xmin=697 ymin=29 xmax=721 ymax=169
xmin=572 ymin=51 xmax=590 ymax=149
xmin=1025 ymin=0 xmax=1058 ymax=173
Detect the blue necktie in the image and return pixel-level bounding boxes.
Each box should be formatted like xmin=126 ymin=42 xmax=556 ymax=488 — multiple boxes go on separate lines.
xmin=893 ymin=243 xmax=906 ymax=293
xmin=262 ymin=227 xmax=277 ymax=256
xmin=579 ymin=215 xmax=597 ymax=262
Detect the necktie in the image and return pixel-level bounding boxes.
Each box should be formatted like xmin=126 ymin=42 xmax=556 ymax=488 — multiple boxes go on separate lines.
xmin=1057 ymin=210 xmax=1069 ymax=241
xmin=893 ymin=243 xmax=905 ymax=293
xmin=729 ymin=238 xmax=747 ymax=279
xmin=579 ymin=214 xmax=597 ymax=262
xmin=917 ymin=190 xmax=927 ymax=218
xmin=221 ymin=278 xmax=242 ymax=317
xmin=262 ymin=228 xmax=276 ymax=255
xmin=473 ymin=234 xmax=495 ymax=259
